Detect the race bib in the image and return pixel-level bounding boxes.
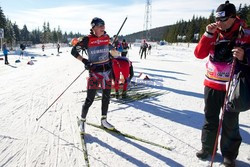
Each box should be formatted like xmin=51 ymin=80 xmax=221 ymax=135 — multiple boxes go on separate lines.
xmin=206 ymin=60 xmax=232 ymax=82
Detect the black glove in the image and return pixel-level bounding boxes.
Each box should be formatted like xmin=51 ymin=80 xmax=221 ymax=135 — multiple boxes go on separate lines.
xmin=76 ymin=45 xmax=82 ymax=52
xmin=82 ymin=59 xmax=92 ymax=70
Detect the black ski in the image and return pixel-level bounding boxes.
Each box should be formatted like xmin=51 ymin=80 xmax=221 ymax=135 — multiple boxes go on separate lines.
xmin=77 ymin=117 xmax=90 ymax=167
xmin=87 ymin=122 xmax=172 ymax=151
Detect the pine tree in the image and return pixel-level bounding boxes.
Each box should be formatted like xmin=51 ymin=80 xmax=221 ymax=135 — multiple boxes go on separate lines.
xmin=0 ymin=6 xmax=6 ymax=50
xmin=62 ymin=32 xmax=68 ymax=43
xmin=0 ymin=6 xmax=6 ymax=29
xmin=52 ymin=28 xmax=58 ymax=43
xmin=238 ymin=4 xmax=248 ymax=20
xmin=41 ymin=22 xmax=47 ymax=43
xmin=46 ymin=22 xmax=52 ymax=42
xmin=208 ymin=10 xmax=215 ymax=23
xmin=57 ymin=26 xmax=62 ymax=43
xmin=186 ymin=15 xmax=196 ymax=42
xmin=13 ymin=22 xmax=20 ymax=42
xmin=30 ymin=28 xmax=41 ymax=44
xmin=4 ymin=19 xmax=15 ymax=48
xmin=20 ymin=25 xmax=30 ymax=42
xmin=246 ymin=5 xmax=250 ymax=26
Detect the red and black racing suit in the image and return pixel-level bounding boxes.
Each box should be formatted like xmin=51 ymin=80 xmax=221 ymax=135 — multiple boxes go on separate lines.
xmin=71 ymin=33 xmax=113 ymax=119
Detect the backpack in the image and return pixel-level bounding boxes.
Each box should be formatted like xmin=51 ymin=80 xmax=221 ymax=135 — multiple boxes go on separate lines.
xmin=227 ymin=70 xmax=250 ymax=112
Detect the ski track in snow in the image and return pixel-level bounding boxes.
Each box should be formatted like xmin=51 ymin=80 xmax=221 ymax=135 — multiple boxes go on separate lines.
xmin=0 ymin=44 xmax=249 ymax=167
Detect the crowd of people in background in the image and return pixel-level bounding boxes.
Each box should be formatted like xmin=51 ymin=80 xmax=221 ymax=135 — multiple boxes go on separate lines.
xmin=113 ymin=37 xmax=153 ymax=60
xmin=113 ymin=36 xmax=130 ymax=57
xmin=112 ymin=37 xmax=153 ymax=60
xmin=0 ymin=42 xmax=64 ymax=64
xmin=1 ymin=36 xmax=153 ymax=66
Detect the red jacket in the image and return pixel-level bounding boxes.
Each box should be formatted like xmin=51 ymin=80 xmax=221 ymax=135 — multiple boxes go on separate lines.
xmin=194 ymin=17 xmax=250 ymax=91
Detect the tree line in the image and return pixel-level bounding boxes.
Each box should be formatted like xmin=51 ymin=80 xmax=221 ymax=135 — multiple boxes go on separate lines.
xmin=1 ymin=4 xmax=250 ymax=46
xmin=124 ymin=3 xmax=250 ymax=43
xmin=163 ymin=3 xmax=250 ymax=43
xmin=0 ymin=6 xmax=83 ymax=48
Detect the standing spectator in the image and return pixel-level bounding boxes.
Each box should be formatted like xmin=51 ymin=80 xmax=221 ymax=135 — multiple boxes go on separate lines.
xmin=121 ymin=39 xmax=129 ymax=57
xmin=113 ymin=35 xmax=122 ymax=53
xmin=71 ymin=17 xmax=118 ymax=133
xmin=20 ymin=43 xmax=26 ymax=58
xmin=42 ymin=44 xmax=45 ymax=52
xmin=140 ymin=40 xmax=148 ymax=59
xmin=139 ymin=45 xmax=142 ymax=55
xmin=57 ymin=43 xmax=60 ymax=54
xmin=194 ymin=1 xmax=250 ymax=166
xmin=148 ymin=44 xmax=152 ymax=55
xmin=2 ymin=43 xmax=9 ymax=65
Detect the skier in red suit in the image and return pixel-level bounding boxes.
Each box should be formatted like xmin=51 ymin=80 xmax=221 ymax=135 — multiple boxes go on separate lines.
xmin=112 ymin=57 xmax=134 ymax=98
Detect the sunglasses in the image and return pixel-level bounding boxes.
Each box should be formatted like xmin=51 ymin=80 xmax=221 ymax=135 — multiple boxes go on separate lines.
xmin=215 ymin=17 xmax=229 ymax=22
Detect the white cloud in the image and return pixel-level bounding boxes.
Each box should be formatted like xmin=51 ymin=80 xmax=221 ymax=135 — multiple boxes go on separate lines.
xmin=6 ymin=3 xmax=145 ymax=36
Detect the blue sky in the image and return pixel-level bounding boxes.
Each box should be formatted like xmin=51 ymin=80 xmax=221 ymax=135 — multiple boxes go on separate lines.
xmin=0 ymin=0 xmax=249 ymax=36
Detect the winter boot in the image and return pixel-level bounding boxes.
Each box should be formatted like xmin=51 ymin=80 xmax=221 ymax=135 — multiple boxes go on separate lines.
xmin=196 ymin=149 xmax=210 ymax=159
xmin=223 ymin=157 xmax=236 ymax=167
xmin=78 ymin=118 xmax=86 ymax=134
xmin=101 ymin=116 xmax=114 ymax=130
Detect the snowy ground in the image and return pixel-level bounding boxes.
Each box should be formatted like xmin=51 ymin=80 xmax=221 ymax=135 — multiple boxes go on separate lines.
xmin=0 ymin=43 xmax=249 ymax=167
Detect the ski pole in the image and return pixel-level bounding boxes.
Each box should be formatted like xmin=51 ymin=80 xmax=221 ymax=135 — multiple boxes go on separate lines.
xmin=210 ymin=58 xmax=237 ymax=167
xmin=112 ymin=17 xmax=128 ymax=45
xmin=36 ymin=69 xmax=86 ymax=121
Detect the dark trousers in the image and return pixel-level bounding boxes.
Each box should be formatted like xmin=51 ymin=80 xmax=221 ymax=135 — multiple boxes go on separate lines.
xmin=81 ymin=71 xmax=112 ymax=119
xmin=201 ymin=86 xmax=242 ymax=159
xmin=81 ymin=88 xmax=111 ymax=119
xmin=4 ymin=54 xmax=8 ymax=64
xmin=140 ymin=49 xmax=147 ymax=59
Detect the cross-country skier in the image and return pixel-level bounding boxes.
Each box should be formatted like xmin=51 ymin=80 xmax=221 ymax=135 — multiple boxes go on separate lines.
xmin=121 ymin=39 xmax=129 ymax=57
xmin=71 ymin=17 xmax=119 ymax=133
xmin=112 ymin=56 xmax=134 ymax=98
xmin=20 ymin=43 xmax=25 ymax=58
xmin=148 ymin=44 xmax=152 ymax=55
xmin=42 ymin=44 xmax=45 ymax=52
xmin=57 ymin=43 xmax=60 ymax=54
xmin=140 ymin=40 xmax=148 ymax=59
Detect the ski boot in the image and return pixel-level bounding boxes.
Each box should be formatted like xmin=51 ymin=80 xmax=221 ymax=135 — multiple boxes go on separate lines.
xmin=101 ymin=116 xmax=114 ymax=130
xmin=78 ymin=118 xmax=86 ymax=134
